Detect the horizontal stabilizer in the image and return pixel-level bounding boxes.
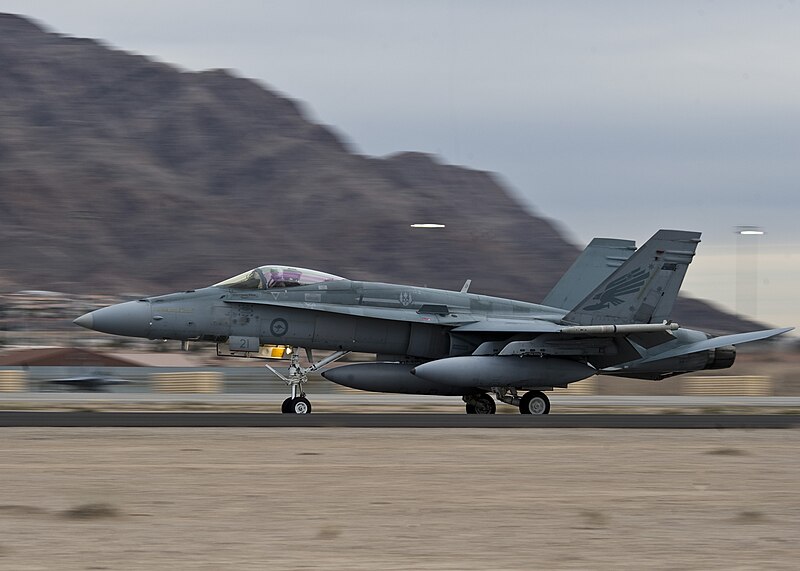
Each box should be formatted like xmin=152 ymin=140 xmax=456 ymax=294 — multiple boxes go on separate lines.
xmin=616 ymin=327 xmax=794 ymax=368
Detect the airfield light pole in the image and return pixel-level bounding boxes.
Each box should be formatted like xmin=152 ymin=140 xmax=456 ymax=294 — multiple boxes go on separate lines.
xmin=735 ymin=226 xmax=764 ymax=320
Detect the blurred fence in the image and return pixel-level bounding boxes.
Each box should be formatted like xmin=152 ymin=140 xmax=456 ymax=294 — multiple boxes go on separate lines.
xmin=553 ymin=377 xmax=598 ymax=396
xmin=151 ymin=371 xmax=223 ymax=393
xmin=0 ymin=370 xmax=26 ymax=392
xmin=681 ymin=375 xmax=772 ymax=396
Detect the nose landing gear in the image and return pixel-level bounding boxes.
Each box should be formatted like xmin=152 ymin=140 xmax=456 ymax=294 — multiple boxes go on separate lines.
xmin=280 ymin=379 xmax=313 ymax=414
xmin=282 ymin=394 xmax=312 ymax=414
xmin=265 ymin=348 xmax=350 ymax=414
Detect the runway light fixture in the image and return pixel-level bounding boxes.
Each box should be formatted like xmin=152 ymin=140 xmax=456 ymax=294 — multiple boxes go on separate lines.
xmin=410 ymin=223 xmax=446 ymax=228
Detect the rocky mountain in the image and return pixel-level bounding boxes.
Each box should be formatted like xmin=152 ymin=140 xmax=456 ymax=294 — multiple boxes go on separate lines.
xmin=0 ymin=13 xmax=759 ymax=333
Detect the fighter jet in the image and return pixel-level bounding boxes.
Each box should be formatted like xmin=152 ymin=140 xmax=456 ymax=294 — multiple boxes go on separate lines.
xmin=73 ymin=230 xmax=792 ymax=414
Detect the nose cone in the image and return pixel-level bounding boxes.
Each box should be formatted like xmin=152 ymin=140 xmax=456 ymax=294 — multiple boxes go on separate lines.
xmin=73 ymin=300 xmax=152 ymax=338
xmin=73 ymin=312 xmax=93 ymax=329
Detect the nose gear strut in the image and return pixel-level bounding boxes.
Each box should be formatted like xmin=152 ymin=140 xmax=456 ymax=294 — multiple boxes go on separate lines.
xmin=264 ymin=348 xmax=351 ymax=414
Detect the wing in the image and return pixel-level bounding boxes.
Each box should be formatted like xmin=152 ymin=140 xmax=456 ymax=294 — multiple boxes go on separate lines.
xmin=449 ymin=319 xmax=564 ymax=333
xmin=226 ymin=297 xmax=569 ymax=331
xmin=226 ymin=297 xmax=690 ymax=335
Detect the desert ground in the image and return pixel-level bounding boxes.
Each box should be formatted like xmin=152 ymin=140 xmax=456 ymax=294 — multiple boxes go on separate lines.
xmin=0 ymin=428 xmax=798 ymax=570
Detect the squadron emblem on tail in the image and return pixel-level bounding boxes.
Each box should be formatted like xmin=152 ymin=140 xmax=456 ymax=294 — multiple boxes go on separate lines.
xmin=582 ymin=267 xmax=649 ymax=311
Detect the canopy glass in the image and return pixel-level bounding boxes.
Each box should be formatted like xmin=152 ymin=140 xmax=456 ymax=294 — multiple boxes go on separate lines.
xmin=213 ymin=265 xmax=345 ymax=290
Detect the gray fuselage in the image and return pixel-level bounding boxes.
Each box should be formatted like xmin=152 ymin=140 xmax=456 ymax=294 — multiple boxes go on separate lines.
xmin=142 ymin=280 xmax=566 ymax=359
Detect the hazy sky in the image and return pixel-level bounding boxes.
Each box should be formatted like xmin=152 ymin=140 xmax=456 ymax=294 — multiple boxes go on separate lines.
xmin=3 ymin=1 xmax=799 ymax=329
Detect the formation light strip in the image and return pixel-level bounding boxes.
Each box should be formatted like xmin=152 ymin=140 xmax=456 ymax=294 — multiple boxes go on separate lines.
xmin=410 ymin=223 xmax=446 ymax=228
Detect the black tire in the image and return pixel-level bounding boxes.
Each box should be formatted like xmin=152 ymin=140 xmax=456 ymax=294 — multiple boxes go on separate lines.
xmin=473 ymin=393 xmax=496 ymax=415
xmin=465 ymin=403 xmax=477 ymax=414
xmin=292 ymin=396 xmax=312 ymax=415
xmin=519 ymin=391 xmax=550 ymax=415
xmin=281 ymin=397 xmax=294 ymax=414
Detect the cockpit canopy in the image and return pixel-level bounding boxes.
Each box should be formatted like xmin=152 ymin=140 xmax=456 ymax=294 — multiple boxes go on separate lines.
xmin=212 ymin=265 xmax=346 ymax=290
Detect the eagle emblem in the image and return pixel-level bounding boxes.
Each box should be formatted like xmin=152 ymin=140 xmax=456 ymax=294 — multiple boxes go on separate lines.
xmin=399 ymin=291 xmax=413 ymax=306
xmin=582 ymin=267 xmax=649 ymax=311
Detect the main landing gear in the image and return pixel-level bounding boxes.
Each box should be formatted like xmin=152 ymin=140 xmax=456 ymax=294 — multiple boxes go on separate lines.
xmin=464 ymin=389 xmax=551 ymax=415
xmin=518 ymin=390 xmax=551 ymax=415
xmin=265 ymin=348 xmax=350 ymax=414
xmin=463 ymin=393 xmax=496 ymax=415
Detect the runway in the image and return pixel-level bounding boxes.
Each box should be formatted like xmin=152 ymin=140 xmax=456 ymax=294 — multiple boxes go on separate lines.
xmin=5 ymin=392 xmax=800 ymax=406
xmin=0 ymin=411 xmax=798 ymax=428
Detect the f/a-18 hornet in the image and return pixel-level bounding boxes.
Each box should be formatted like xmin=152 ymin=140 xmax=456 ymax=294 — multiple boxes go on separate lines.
xmin=74 ymin=230 xmax=792 ymax=414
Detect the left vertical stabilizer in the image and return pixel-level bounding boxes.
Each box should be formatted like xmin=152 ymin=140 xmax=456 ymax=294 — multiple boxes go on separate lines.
xmin=563 ymin=229 xmax=701 ymax=325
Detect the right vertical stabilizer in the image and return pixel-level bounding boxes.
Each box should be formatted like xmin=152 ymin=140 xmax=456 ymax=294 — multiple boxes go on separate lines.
xmin=543 ymin=238 xmax=636 ymax=310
